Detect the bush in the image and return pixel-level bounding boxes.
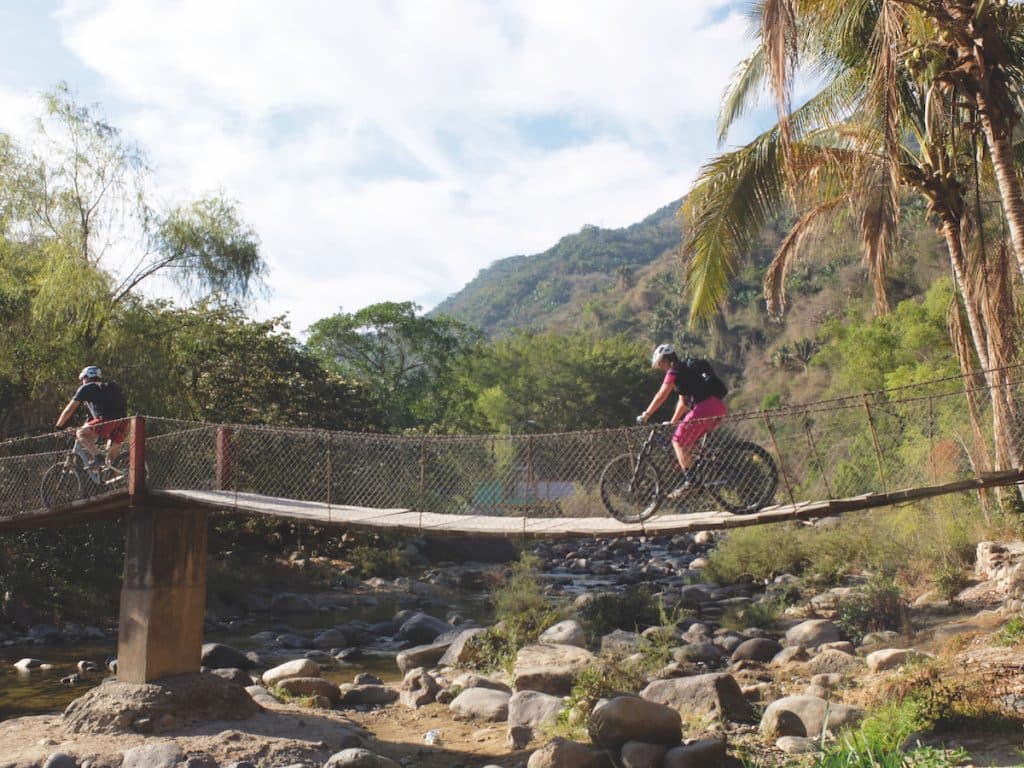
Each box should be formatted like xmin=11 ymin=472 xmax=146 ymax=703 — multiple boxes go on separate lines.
xmin=463 ymin=553 xmax=563 ymax=673
xmin=577 ymin=585 xmax=662 ymax=639
xmin=345 ymin=541 xmax=408 ymax=579
xmin=995 ymin=614 xmax=1024 ymax=646
xmin=551 ymin=657 xmax=646 ymax=740
xmin=835 ymin=575 xmax=908 ymax=641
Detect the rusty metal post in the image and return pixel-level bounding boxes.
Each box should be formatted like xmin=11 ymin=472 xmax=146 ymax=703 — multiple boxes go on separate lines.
xmin=862 ymin=395 xmax=889 ymax=493
xmin=802 ymin=415 xmax=834 ymax=500
xmin=215 ymin=426 xmax=233 ymax=491
xmin=762 ymin=412 xmax=796 ymax=506
xmin=129 ymin=416 xmax=146 ymax=500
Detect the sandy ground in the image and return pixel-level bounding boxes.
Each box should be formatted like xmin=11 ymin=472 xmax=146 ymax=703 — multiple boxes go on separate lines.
xmin=0 ymin=698 xmax=532 ymax=768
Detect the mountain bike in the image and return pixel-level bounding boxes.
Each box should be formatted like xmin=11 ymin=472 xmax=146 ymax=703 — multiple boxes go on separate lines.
xmin=39 ymin=438 xmax=142 ymax=508
xmin=599 ymin=423 xmax=778 ymax=523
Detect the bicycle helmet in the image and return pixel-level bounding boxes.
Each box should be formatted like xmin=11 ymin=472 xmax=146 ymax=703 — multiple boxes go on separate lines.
xmin=650 ymin=344 xmax=674 ymax=368
xmin=79 ymin=365 xmax=102 ymax=380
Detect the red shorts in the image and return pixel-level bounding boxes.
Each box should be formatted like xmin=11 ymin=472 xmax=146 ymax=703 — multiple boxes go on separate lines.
xmin=673 ymin=397 xmax=727 ymax=448
xmin=85 ymin=417 xmax=128 ymax=444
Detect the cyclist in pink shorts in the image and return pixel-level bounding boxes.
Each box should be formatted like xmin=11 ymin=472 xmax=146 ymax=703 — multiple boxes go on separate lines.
xmin=638 ymin=344 xmax=728 ymax=498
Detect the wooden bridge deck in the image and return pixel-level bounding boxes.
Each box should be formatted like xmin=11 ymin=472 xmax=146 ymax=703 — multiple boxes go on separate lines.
xmin=2 ymin=467 xmax=1021 ymax=537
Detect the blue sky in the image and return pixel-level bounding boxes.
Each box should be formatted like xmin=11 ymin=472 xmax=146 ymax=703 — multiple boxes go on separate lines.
xmin=0 ymin=0 xmax=767 ymax=333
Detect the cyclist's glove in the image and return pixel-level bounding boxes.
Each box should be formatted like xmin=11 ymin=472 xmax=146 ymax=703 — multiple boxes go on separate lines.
xmin=636 ymin=413 xmax=648 ymax=425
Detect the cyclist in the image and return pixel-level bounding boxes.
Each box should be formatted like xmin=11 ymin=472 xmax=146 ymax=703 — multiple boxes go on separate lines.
xmin=638 ymin=344 xmax=728 ymax=498
xmin=54 ymin=366 xmax=128 ymax=481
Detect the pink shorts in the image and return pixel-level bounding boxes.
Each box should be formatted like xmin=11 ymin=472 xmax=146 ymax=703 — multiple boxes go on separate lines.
xmin=673 ymin=396 xmax=727 ymax=448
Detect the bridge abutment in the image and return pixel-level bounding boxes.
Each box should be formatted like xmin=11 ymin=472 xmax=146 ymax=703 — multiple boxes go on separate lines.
xmin=116 ymin=503 xmax=208 ymax=683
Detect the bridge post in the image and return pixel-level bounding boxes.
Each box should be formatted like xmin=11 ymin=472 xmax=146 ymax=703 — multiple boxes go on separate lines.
xmin=216 ymin=426 xmax=234 ymax=490
xmin=116 ymin=502 xmax=208 ymax=683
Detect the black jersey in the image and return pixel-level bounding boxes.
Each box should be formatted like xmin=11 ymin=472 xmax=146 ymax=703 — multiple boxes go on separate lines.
xmin=72 ymin=380 xmax=127 ymax=420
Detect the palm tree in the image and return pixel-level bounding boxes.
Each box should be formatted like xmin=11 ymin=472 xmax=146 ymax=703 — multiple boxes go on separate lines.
xmin=683 ymin=0 xmax=1023 ymax=470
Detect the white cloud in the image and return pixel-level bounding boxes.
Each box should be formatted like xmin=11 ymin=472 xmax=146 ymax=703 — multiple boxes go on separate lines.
xmin=20 ymin=1 xmax=759 ymax=333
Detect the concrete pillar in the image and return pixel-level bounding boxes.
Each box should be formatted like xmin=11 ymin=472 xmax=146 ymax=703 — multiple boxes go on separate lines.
xmin=116 ymin=504 xmax=208 ymax=683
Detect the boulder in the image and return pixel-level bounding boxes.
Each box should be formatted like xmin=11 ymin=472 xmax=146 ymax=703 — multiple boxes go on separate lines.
xmin=449 ymin=687 xmax=512 ymax=721
xmin=588 ymin=696 xmax=681 ymax=752
xmin=526 ymin=737 xmax=598 ymax=768
xmin=600 ymin=629 xmax=640 ymax=654
xmin=270 ymin=593 xmax=316 ymax=614
xmin=438 ymin=627 xmax=487 ymax=666
xmin=539 ymin=620 xmax=587 ymax=648
xmin=641 ymin=672 xmax=755 ymax=724
xmin=865 ymin=648 xmax=928 ymax=672
xmin=664 ymin=738 xmax=729 ymax=768
xmin=730 ymin=637 xmax=782 ymax=663
xmin=508 ymin=690 xmax=564 ymax=749
xmin=262 ymin=658 xmax=320 ymax=687
xmin=276 ymin=676 xmax=340 ymax=703
xmin=803 ymin=648 xmax=863 ymax=676
xmin=513 ymin=644 xmax=597 ymax=696
xmin=400 ymin=667 xmax=439 ymax=709
xmin=396 ymin=641 xmax=451 ymax=673
xmin=620 ymin=741 xmax=668 ymax=768
xmin=200 ymin=643 xmax=252 ymax=669
xmin=784 ymin=619 xmax=840 ymax=648
xmin=337 ymin=684 xmax=399 ymax=707
xmin=760 ymin=695 xmax=864 ymax=738
xmin=313 ymin=628 xmax=348 ymax=649
xmin=397 ymin=613 xmax=449 ymax=645
xmin=121 ymin=743 xmax=185 ymax=768
xmin=323 ymin=748 xmax=400 ymax=768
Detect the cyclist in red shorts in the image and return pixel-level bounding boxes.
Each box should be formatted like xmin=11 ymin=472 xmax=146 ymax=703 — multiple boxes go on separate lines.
xmin=55 ymin=366 xmax=128 ymax=479
xmin=638 ymin=344 xmax=728 ymax=498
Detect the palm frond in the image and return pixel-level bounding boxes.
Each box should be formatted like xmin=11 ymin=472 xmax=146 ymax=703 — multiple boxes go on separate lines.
xmin=718 ymin=49 xmax=767 ymax=146
xmin=764 ymin=196 xmax=847 ymax=316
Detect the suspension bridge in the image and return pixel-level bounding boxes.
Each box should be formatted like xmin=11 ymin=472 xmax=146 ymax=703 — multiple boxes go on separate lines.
xmin=0 ymin=365 xmax=1020 ymax=683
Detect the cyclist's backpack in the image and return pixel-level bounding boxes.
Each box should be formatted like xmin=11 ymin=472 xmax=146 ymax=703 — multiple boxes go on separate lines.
xmin=685 ymin=357 xmax=728 ymax=401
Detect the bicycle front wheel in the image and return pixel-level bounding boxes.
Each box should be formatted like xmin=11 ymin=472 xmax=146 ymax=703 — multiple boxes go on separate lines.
xmin=708 ymin=441 xmax=778 ymax=515
xmin=40 ymin=464 xmax=83 ymax=508
xmin=599 ymin=453 xmax=661 ymax=523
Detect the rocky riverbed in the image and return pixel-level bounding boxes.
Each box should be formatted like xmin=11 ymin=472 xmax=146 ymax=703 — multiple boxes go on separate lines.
xmin=2 ymin=531 xmax=1024 ymax=767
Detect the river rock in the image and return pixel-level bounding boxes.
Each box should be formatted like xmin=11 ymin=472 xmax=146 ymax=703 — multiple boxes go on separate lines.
xmin=438 ymin=627 xmax=486 ymax=666
xmin=337 ymin=684 xmax=399 ymax=707
xmin=803 ymin=648 xmax=863 ymax=675
xmin=396 ymin=641 xmax=451 ymax=673
xmin=865 ymin=648 xmax=928 ymax=672
xmin=42 ymin=754 xmax=78 ymax=768
xmin=663 ymin=738 xmax=728 ymax=768
xmin=508 ymin=690 xmax=564 ymax=748
xmin=539 ymin=620 xmax=587 ymax=648
xmin=450 ymin=687 xmax=511 ymax=721
xmin=526 ymin=737 xmax=598 ymax=768
xmin=121 ymin=742 xmax=185 ymax=768
xmin=262 ymin=658 xmax=320 ymax=686
xmin=400 ymin=667 xmax=439 ymax=708
xmin=620 ymin=741 xmax=668 ymax=768
xmin=200 ymin=642 xmax=252 ymax=669
xmin=641 ymin=672 xmax=755 ymax=723
xmin=397 ymin=612 xmax=449 ymax=645
xmin=784 ymin=619 xmax=840 ymax=648
xmin=730 ymin=637 xmax=782 ymax=663
xmin=313 ymin=628 xmax=348 ymax=649
xmin=14 ymin=658 xmax=44 ymax=670
xmin=513 ymin=644 xmax=597 ymax=695
xmin=276 ymin=676 xmax=340 ymax=703
xmin=600 ymin=629 xmax=640 ymax=654
xmin=588 ymin=695 xmax=681 ymax=751
xmin=760 ymin=695 xmax=864 ymax=738
xmin=323 ymin=748 xmax=400 ymax=768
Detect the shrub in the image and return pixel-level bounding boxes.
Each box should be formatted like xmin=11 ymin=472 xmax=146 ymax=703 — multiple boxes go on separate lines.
xmin=345 ymin=541 xmax=408 ymax=579
xmin=835 ymin=575 xmax=908 ymax=641
xmin=995 ymin=614 xmax=1024 ymax=647
xmin=463 ymin=553 xmax=563 ymax=673
xmin=577 ymin=585 xmax=662 ymax=639
xmin=551 ymin=656 xmax=646 ymax=740
xmin=932 ymin=561 xmax=970 ymax=602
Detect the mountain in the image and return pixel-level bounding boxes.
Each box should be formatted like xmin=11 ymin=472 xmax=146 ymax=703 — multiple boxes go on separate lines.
xmin=432 ymin=200 xmax=684 ymax=337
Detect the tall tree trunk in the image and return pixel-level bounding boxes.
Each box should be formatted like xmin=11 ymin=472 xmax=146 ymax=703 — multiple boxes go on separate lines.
xmin=939 ymin=216 xmax=990 ymax=371
xmin=976 ymin=92 xmax=1024 ymax=282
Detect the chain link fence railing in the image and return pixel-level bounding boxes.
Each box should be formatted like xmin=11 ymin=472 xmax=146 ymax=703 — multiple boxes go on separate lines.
xmin=2 ymin=364 xmax=1023 ymax=523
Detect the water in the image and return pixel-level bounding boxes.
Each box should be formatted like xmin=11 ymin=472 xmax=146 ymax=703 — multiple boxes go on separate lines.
xmin=0 ymin=591 xmax=493 ymax=721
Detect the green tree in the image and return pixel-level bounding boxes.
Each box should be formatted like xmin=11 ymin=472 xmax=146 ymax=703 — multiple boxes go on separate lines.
xmin=306 ymin=301 xmax=482 ymax=431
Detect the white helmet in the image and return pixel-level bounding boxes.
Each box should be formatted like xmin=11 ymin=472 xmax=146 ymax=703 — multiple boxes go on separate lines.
xmin=650 ymin=344 xmax=674 ymax=368
xmin=79 ymin=365 xmax=102 ymax=380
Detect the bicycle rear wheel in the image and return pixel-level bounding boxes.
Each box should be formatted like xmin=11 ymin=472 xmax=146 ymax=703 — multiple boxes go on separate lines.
xmin=599 ymin=453 xmax=661 ymax=523
xmin=708 ymin=441 xmax=778 ymax=514
xmin=40 ymin=464 xmax=83 ymax=508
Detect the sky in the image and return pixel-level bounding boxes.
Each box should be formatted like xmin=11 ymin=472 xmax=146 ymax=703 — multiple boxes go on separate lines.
xmin=0 ymin=0 xmax=769 ymax=335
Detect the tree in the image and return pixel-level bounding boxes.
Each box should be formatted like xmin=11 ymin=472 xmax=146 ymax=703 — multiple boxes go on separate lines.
xmin=306 ymin=302 xmax=483 ymax=431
